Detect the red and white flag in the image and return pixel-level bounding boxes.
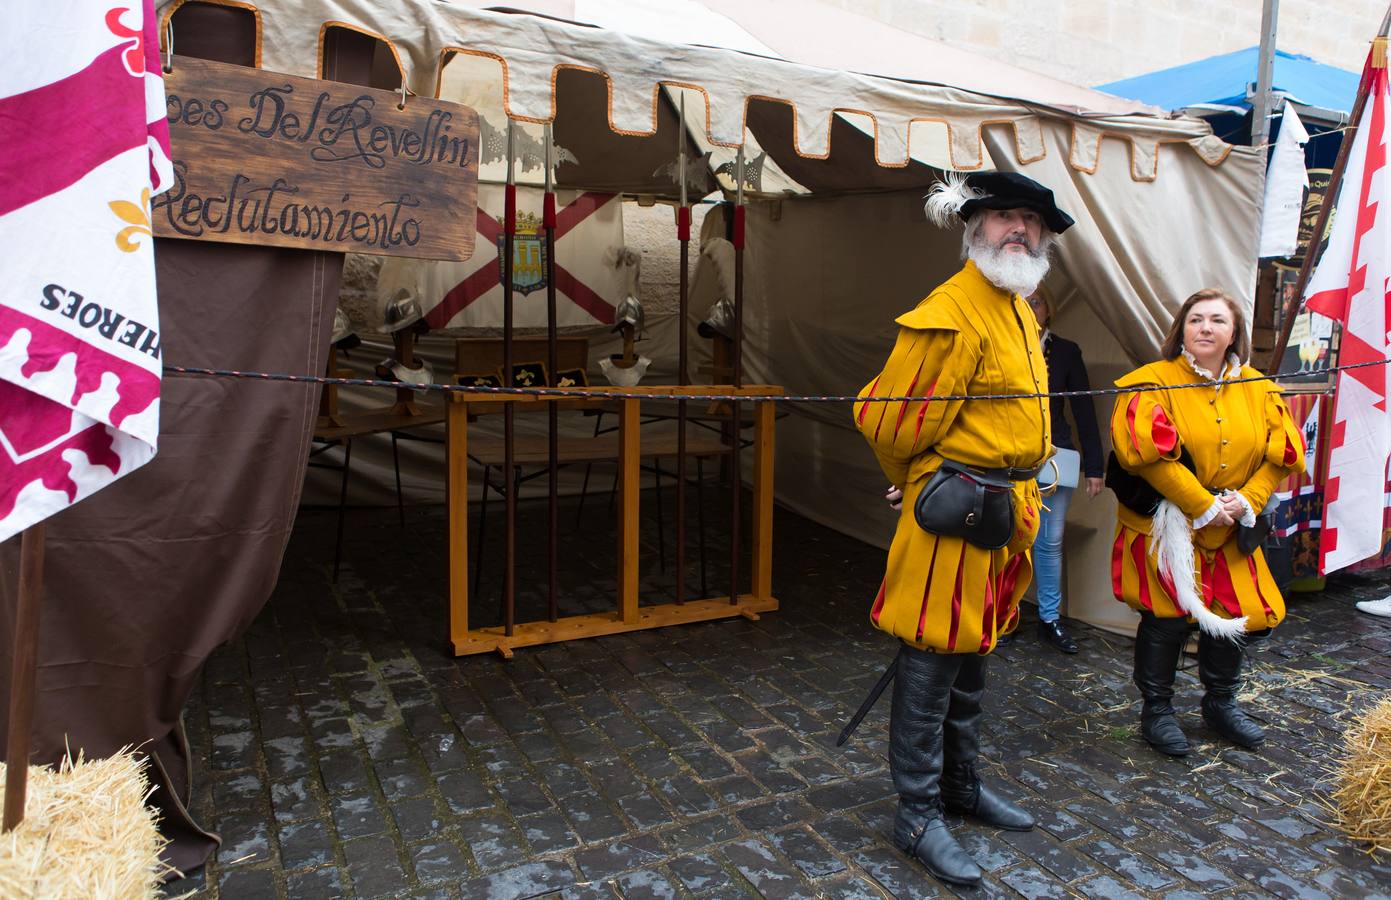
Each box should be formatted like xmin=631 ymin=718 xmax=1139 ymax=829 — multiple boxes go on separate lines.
xmin=377 ymin=185 xmax=626 ymax=330
xmin=1304 ymin=45 xmax=1391 ymax=573
xmin=0 ymin=0 xmax=173 ymax=542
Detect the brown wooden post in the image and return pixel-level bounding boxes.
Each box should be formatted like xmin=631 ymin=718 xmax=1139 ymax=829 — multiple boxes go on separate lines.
xmin=447 ymin=398 xmax=470 ymax=653
xmin=4 ymin=523 xmax=46 ymax=832
xmin=751 ymin=400 xmax=776 ymax=602
xmin=390 ymin=329 xmax=422 ymax=416
xmin=618 ymin=398 xmax=641 ymax=623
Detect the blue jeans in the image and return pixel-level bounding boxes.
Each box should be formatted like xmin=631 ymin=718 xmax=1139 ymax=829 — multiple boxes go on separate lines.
xmin=1034 ymin=485 xmax=1073 ymax=623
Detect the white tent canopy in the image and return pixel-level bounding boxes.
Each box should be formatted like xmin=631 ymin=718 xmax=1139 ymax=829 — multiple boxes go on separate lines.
xmin=160 ymin=0 xmax=1266 ymax=635
xmin=166 ymin=0 xmax=1236 ymax=178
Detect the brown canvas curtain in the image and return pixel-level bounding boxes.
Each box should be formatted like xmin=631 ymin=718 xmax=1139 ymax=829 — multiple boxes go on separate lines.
xmin=0 ymin=241 xmax=339 ymax=872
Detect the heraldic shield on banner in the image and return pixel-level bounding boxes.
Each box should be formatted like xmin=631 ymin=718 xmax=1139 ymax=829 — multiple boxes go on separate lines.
xmin=502 ymin=211 xmax=549 ymax=296
xmin=377 ymin=184 xmax=626 ymax=330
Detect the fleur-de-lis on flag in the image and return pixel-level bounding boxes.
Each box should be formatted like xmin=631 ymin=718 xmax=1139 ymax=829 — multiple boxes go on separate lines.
xmin=105 ymin=6 xmax=147 ymax=76
xmin=110 ymin=188 xmax=152 ymax=252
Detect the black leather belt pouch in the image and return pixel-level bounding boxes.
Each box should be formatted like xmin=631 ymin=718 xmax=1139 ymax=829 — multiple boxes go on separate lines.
xmin=914 ymin=460 xmax=1015 ymax=550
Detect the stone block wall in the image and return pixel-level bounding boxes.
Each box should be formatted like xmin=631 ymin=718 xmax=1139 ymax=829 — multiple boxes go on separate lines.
xmin=825 ymin=0 xmax=1380 ymax=87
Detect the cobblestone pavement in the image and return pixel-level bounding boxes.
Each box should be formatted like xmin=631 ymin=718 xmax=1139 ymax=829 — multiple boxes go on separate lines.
xmin=169 ymin=491 xmax=1391 ymax=899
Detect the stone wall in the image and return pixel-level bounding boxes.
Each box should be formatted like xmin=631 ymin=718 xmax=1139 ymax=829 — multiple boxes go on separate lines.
xmin=823 ymin=0 xmax=1380 ymax=86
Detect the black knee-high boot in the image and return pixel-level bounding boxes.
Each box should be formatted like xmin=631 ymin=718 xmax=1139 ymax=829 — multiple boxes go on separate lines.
xmin=890 ymin=645 xmax=981 ymax=887
xmin=1134 ymin=612 xmax=1191 ymax=756
xmin=1199 ymin=632 xmax=1265 ymax=748
xmin=940 ymin=655 xmax=1034 ymax=831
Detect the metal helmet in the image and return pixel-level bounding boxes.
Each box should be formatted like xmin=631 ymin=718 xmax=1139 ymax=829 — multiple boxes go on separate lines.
xmin=330 ymin=308 xmax=360 ymax=350
xmin=697 ymin=297 xmax=736 ymax=340
xmin=381 ymin=288 xmax=426 ymax=334
xmin=611 ymin=295 xmax=645 ymax=336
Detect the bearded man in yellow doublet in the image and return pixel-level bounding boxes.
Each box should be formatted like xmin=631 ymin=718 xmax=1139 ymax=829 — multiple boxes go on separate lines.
xmin=853 ymin=172 xmax=1073 ymax=887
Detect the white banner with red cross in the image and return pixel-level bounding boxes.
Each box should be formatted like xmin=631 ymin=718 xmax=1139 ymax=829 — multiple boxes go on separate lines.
xmin=1304 ymin=48 xmax=1391 ymax=574
xmin=0 ymin=0 xmax=173 ymax=543
xmin=377 ymin=185 xmax=625 ymax=330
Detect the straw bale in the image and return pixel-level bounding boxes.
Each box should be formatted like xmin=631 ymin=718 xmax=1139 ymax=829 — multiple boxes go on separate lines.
xmin=1333 ymin=694 xmax=1391 ymax=855
xmin=0 ymin=748 xmax=170 ymax=899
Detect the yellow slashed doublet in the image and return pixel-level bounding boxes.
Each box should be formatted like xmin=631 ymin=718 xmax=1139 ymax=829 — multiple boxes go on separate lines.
xmin=1109 ymin=357 xmax=1306 ymax=627
xmin=854 ymin=261 xmax=1051 ymax=654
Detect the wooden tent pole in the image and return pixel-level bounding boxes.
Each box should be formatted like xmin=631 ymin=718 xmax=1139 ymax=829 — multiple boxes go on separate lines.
xmin=3 ymin=523 xmax=46 ymax=831
xmin=729 ymin=146 xmax=745 ymax=605
xmin=544 ymin=125 xmax=559 ymax=623
xmin=1271 ymin=14 xmax=1391 ymax=370
xmin=503 ymin=121 xmax=517 ymax=636
xmin=676 ymin=93 xmax=690 ymax=606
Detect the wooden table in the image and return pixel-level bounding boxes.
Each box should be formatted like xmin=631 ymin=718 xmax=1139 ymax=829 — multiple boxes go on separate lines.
xmin=446 ymin=385 xmax=780 ymax=657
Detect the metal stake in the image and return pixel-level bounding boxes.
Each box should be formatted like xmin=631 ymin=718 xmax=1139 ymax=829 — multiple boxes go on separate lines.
xmin=503 ymin=120 xmax=517 ymax=636
xmin=544 ymin=124 xmax=560 ymax=622
xmin=730 ymin=145 xmax=745 ymax=605
xmin=676 ymin=93 xmax=691 ymax=605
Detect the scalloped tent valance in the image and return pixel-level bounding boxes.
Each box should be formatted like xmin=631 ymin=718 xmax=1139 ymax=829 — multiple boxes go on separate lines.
xmin=157 ymin=0 xmax=1242 ymax=183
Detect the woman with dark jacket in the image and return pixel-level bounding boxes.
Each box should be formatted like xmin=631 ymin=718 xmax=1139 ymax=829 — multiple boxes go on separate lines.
xmin=1025 ymin=291 xmax=1104 ymax=653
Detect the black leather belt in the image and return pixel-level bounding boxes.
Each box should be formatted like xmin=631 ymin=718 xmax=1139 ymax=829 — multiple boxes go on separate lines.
xmin=943 ymin=458 xmax=1043 ymax=482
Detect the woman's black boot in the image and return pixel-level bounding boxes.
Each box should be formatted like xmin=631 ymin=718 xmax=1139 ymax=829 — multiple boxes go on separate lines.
xmin=1133 ymin=612 xmax=1191 ymax=756
xmin=889 ymin=645 xmax=982 ymax=887
xmin=1198 ymin=632 xmax=1265 ymax=748
xmin=940 ymin=655 xmax=1034 ymax=831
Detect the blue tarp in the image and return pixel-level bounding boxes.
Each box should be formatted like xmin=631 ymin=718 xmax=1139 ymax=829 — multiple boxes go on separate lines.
xmin=1096 ymin=47 xmax=1359 ymax=115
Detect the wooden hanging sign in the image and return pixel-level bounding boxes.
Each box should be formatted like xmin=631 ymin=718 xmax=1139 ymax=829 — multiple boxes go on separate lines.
xmin=152 ymin=56 xmax=478 ymax=261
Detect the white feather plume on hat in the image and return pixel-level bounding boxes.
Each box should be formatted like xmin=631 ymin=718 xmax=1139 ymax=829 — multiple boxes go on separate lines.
xmin=923 ymin=172 xmax=985 ymax=228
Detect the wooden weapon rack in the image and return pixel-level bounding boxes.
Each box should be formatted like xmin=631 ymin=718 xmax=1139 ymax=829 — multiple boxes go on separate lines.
xmin=446 ymin=384 xmax=779 ymax=657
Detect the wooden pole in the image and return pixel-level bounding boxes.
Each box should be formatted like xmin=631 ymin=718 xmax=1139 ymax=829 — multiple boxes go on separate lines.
xmin=503 ymin=121 xmax=517 ymax=636
xmin=618 ymin=399 xmax=641 ymax=623
xmin=447 ymin=400 xmax=471 ymax=652
xmin=4 ymin=523 xmax=46 ymax=831
xmin=544 ymin=124 xmax=559 ymax=623
xmin=1251 ymin=0 xmax=1280 ymax=150
xmin=676 ymin=93 xmax=690 ymax=606
xmin=1271 ymin=15 xmax=1391 ymax=370
xmin=729 ymin=146 xmax=745 ymax=605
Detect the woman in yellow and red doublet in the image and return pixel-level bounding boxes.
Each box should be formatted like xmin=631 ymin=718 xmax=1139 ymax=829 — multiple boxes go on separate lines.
xmin=1109 ymin=288 xmax=1304 ymax=757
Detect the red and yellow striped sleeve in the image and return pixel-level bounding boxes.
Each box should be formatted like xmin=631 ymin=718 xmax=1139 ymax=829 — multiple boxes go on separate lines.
xmin=1110 ymin=386 xmax=1214 ymax=518
xmin=854 ymin=325 xmax=975 ymax=487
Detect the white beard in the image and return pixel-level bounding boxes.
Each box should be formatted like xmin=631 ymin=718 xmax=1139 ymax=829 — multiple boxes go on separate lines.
xmin=969 ymin=240 xmax=1051 ymax=297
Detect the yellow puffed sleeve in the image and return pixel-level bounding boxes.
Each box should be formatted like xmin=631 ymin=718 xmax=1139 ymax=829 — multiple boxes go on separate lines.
xmin=1109 ymin=379 xmax=1215 ymax=519
xmin=1239 ymin=388 xmax=1308 ymax=512
xmin=854 ymin=310 xmax=979 ymax=486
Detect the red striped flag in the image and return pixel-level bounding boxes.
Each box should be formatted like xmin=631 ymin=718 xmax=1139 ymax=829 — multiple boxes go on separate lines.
xmin=1304 ymin=43 xmax=1391 ymax=573
xmin=0 ymin=0 xmax=172 ymax=541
